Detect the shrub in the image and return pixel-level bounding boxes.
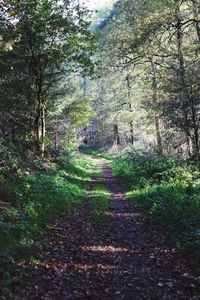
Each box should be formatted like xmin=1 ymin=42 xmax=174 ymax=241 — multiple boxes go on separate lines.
xmin=111 ymin=150 xmax=200 ymax=258
xmin=0 ymin=153 xmax=95 ymax=287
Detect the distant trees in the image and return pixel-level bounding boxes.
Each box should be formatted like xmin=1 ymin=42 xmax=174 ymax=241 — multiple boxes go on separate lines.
xmin=90 ymin=0 xmax=200 ymax=158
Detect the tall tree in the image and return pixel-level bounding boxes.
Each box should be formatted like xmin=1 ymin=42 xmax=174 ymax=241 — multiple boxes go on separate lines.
xmin=0 ymin=0 xmax=95 ymax=157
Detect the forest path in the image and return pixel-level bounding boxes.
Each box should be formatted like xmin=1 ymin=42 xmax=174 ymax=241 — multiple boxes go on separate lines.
xmin=8 ymin=157 xmax=200 ymax=299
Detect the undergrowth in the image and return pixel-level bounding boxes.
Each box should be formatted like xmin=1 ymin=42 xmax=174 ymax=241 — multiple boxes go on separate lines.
xmin=0 ymin=150 xmax=95 ymax=287
xmin=111 ymin=150 xmax=200 ymax=258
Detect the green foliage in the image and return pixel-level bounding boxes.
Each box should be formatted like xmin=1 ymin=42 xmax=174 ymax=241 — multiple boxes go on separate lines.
xmin=0 ymin=0 xmax=96 ymax=156
xmin=79 ymin=145 xmax=111 ymax=159
xmin=111 ymin=150 xmax=198 ymax=188
xmin=91 ymin=0 xmax=200 ymax=158
xmin=65 ymin=98 xmax=95 ymax=127
xmin=111 ymin=150 xmax=200 ymax=258
xmin=0 ymin=138 xmax=22 ymax=178
xmin=0 ymin=153 xmax=94 ymax=287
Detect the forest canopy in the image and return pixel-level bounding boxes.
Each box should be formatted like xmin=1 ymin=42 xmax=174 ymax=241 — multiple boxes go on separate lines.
xmin=1 ymin=0 xmax=200 ymax=158
xmin=86 ymin=0 xmax=200 ymax=159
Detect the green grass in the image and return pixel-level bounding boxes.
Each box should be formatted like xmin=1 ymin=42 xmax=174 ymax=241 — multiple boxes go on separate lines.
xmin=110 ymin=150 xmax=200 ymax=258
xmin=86 ymin=157 xmax=111 ymax=224
xmin=0 ymin=153 xmax=96 ymax=287
xmin=79 ymin=144 xmax=112 ymax=160
xmin=90 ymin=185 xmax=110 ymax=223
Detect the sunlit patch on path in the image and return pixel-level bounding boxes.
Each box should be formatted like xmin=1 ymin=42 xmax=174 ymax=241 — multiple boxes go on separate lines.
xmin=106 ymin=212 xmax=142 ymax=218
xmin=78 ymin=245 xmax=129 ymax=253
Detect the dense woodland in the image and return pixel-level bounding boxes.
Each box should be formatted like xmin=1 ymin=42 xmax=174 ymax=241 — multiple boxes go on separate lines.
xmin=2 ymin=0 xmax=200 ymax=157
xmin=1 ymin=0 xmax=200 ymax=298
xmin=89 ymin=0 xmax=200 ymax=157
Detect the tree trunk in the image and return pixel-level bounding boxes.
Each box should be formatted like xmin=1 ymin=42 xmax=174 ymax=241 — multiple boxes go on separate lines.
xmin=114 ymin=124 xmax=120 ymax=145
xmin=190 ymin=92 xmax=200 ymax=157
xmin=40 ymin=104 xmax=45 ymax=158
xmin=126 ymin=74 xmax=134 ymax=145
xmin=32 ymin=128 xmax=38 ymax=155
xmin=129 ymin=118 xmax=134 ymax=145
xmin=150 ymin=57 xmax=163 ymax=155
xmin=155 ymin=114 xmax=162 ymax=154
xmin=54 ymin=132 xmax=59 ymax=151
xmin=175 ymin=8 xmax=193 ymax=157
xmin=83 ymin=77 xmax=87 ymax=98
xmin=8 ymin=127 xmax=14 ymax=146
xmin=192 ymin=0 xmax=200 ymax=42
xmin=36 ymin=99 xmax=45 ymax=158
xmin=30 ymin=108 xmax=37 ymax=155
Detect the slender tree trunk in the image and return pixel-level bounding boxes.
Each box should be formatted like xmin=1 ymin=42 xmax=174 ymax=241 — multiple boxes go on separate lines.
xmin=190 ymin=92 xmax=200 ymax=157
xmin=129 ymin=117 xmax=134 ymax=146
xmin=176 ymin=6 xmax=200 ymax=158
xmin=36 ymin=98 xmax=45 ymax=158
xmin=176 ymin=8 xmax=192 ymax=157
xmin=31 ymin=118 xmax=37 ymax=155
xmin=192 ymin=2 xmax=200 ymax=158
xmin=150 ymin=57 xmax=163 ymax=155
xmin=54 ymin=131 xmax=59 ymax=151
xmin=192 ymin=0 xmax=200 ymax=41
xmin=112 ymin=88 xmax=120 ymax=146
xmin=126 ymin=74 xmax=134 ymax=145
xmin=40 ymin=104 xmax=45 ymax=158
xmin=114 ymin=124 xmax=120 ymax=145
xmin=32 ymin=130 xmax=37 ymax=155
xmin=30 ymin=107 xmax=36 ymax=155
xmin=83 ymin=77 xmax=87 ymax=98
xmin=8 ymin=127 xmax=14 ymax=146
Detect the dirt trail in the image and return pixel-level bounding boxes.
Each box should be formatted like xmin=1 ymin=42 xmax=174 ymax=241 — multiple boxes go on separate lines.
xmin=6 ymin=158 xmax=200 ymax=299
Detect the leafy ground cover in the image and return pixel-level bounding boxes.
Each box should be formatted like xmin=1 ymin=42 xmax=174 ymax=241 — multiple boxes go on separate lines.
xmin=110 ymin=150 xmax=200 ymax=257
xmin=0 ymin=149 xmax=95 ymax=287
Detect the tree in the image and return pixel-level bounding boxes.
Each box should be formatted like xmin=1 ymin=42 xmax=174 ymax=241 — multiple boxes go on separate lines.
xmin=0 ymin=0 xmax=95 ymax=157
xmin=93 ymin=0 xmax=200 ymax=157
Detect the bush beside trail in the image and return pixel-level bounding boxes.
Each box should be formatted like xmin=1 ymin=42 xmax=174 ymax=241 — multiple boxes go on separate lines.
xmin=111 ymin=150 xmax=200 ymax=257
xmin=0 ymin=144 xmax=95 ymax=287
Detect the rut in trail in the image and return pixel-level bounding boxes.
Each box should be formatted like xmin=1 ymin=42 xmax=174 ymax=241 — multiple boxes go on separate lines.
xmin=8 ymin=158 xmax=200 ymax=299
